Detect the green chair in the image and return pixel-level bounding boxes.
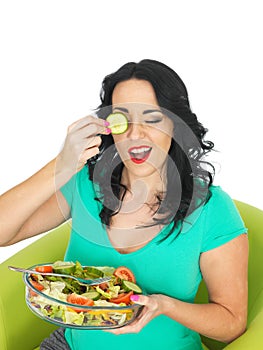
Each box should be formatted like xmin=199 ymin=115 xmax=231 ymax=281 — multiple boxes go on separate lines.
xmin=0 ymin=201 xmax=262 ymax=350
xmin=0 ymin=222 xmax=71 ymax=350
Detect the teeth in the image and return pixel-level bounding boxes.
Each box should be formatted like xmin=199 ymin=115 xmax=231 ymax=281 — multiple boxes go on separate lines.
xmin=130 ymin=147 xmax=151 ymax=154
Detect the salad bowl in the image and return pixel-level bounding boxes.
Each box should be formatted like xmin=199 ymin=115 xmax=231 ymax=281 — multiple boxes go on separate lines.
xmin=23 ymin=262 xmax=144 ymax=330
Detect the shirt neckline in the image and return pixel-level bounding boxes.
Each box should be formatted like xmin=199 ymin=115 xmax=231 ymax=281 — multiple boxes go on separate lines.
xmin=102 ymin=222 xmax=174 ymax=257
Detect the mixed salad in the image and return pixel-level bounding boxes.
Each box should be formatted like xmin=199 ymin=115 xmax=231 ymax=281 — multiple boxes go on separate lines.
xmin=25 ymin=261 xmax=143 ymax=329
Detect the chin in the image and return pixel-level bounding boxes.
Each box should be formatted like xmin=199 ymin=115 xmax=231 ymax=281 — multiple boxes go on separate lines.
xmin=124 ymin=160 xmax=165 ymax=179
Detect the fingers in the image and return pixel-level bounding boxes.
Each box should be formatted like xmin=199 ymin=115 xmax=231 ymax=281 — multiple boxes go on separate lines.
xmin=105 ymin=307 xmax=148 ymax=335
xmin=56 ymin=115 xmax=110 ymax=177
xmin=76 ymin=136 xmax=101 ymax=168
xmin=68 ymin=115 xmax=110 ymax=135
xmin=130 ymin=294 xmax=151 ymax=306
xmin=84 ymin=135 xmax=102 ymax=149
xmin=80 ymin=136 xmax=101 ymax=161
xmin=78 ymin=146 xmax=100 ymax=167
xmin=105 ymin=295 xmax=157 ymax=335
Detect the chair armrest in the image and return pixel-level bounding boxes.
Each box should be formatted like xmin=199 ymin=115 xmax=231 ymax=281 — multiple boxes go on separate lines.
xmin=0 ymin=221 xmax=70 ymax=350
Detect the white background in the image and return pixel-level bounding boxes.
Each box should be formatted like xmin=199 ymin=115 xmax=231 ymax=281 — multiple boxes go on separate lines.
xmin=0 ymin=0 xmax=262 ymax=263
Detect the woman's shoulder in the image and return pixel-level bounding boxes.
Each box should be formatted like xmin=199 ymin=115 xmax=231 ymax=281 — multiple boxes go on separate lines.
xmin=207 ymin=185 xmax=234 ymax=208
xmin=204 ymin=184 xmax=245 ymax=228
xmin=200 ymin=185 xmax=247 ymax=252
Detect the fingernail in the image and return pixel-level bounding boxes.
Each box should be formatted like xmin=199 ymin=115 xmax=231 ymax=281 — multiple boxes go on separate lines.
xmin=130 ymin=294 xmax=139 ymax=302
xmin=106 ymin=128 xmax=112 ymax=134
xmin=104 ymin=120 xmax=110 ymax=127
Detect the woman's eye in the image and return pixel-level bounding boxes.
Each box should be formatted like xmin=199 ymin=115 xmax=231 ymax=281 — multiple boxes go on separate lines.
xmin=145 ymin=119 xmax=162 ymax=124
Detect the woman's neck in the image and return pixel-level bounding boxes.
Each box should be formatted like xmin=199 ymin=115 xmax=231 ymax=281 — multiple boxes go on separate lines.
xmin=121 ymin=167 xmax=167 ymax=206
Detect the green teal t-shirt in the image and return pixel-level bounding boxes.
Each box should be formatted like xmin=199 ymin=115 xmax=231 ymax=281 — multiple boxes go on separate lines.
xmin=60 ymin=167 xmax=247 ymax=350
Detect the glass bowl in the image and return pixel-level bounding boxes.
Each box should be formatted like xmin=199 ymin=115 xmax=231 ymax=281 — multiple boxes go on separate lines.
xmin=23 ymin=264 xmax=143 ymax=330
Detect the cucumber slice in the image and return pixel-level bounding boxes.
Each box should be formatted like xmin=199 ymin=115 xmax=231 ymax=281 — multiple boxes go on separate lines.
xmin=52 ymin=261 xmax=75 ymax=274
xmin=122 ymin=280 xmax=142 ymax=294
xmin=82 ymin=291 xmax=101 ymax=301
xmin=106 ymin=113 xmax=128 ymax=134
xmin=84 ymin=266 xmax=104 ymax=278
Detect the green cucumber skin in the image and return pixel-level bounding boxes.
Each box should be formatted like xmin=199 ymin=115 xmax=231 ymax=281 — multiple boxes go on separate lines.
xmin=122 ymin=280 xmax=142 ymax=294
xmin=82 ymin=292 xmax=100 ymax=301
xmin=84 ymin=266 xmax=104 ymax=278
xmin=53 ymin=262 xmax=76 ymax=274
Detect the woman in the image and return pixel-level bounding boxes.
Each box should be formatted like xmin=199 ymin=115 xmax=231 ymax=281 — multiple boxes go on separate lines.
xmin=0 ymin=59 xmax=248 ymax=350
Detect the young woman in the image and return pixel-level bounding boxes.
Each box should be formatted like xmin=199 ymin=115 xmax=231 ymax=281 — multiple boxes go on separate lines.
xmin=0 ymin=60 xmax=248 ymax=350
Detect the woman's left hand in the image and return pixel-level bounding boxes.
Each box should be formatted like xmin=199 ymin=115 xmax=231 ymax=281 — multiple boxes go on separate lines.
xmin=105 ymin=294 xmax=164 ymax=335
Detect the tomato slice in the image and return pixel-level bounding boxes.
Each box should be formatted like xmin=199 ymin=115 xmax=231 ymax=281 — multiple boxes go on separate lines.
xmin=35 ymin=265 xmax=53 ymax=273
xmin=67 ymin=293 xmax=94 ymax=312
xmin=29 ymin=288 xmax=38 ymax=297
xmin=113 ymin=266 xmax=136 ymax=282
xmin=98 ymin=282 xmax=108 ymax=290
xmin=30 ymin=280 xmax=44 ymax=291
xmin=110 ymin=291 xmax=133 ymax=305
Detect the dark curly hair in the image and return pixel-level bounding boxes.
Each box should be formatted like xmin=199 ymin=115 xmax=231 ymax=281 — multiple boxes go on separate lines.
xmin=87 ymin=59 xmax=214 ymax=240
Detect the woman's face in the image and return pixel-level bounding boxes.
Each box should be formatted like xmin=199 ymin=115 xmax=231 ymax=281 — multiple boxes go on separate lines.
xmin=111 ymin=79 xmax=173 ymax=179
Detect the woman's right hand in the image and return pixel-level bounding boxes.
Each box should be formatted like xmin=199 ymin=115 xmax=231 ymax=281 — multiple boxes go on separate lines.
xmin=0 ymin=115 xmax=111 ymax=245
xmin=55 ymin=115 xmax=111 ymax=181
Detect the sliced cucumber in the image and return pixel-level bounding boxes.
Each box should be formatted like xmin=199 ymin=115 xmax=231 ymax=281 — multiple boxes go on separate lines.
xmin=122 ymin=280 xmax=142 ymax=294
xmin=84 ymin=266 xmax=104 ymax=278
xmin=106 ymin=113 xmax=128 ymax=134
xmin=52 ymin=261 xmax=75 ymax=274
xmin=81 ymin=291 xmax=101 ymax=301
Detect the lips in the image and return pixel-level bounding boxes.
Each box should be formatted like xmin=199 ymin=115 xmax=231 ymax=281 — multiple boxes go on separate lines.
xmin=128 ymin=146 xmax=152 ymax=164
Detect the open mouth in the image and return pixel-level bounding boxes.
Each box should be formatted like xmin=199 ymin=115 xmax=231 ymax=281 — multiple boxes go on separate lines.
xmin=128 ymin=146 xmax=152 ymax=164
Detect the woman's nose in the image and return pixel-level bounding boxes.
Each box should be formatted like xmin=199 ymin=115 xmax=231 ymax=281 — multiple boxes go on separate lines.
xmin=126 ymin=122 xmax=145 ymax=140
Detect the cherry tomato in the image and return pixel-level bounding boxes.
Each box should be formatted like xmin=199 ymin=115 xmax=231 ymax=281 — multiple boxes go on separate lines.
xmin=67 ymin=293 xmax=94 ymax=312
xmin=109 ymin=291 xmax=133 ymax=305
xmin=113 ymin=266 xmax=136 ymax=282
xmin=35 ymin=265 xmax=53 ymax=273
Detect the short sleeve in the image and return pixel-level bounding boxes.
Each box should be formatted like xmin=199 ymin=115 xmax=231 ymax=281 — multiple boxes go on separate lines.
xmin=201 ymin=186 xmax=247 ymax=252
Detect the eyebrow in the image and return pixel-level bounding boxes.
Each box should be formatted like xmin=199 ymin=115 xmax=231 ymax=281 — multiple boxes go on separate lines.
xmin=113 ymin=107 xmax=129 ymax=113
xmin=113 ymin=107 xmax=162 ymax=115
xmin=142 ymin=109 xmax=162 ymax=115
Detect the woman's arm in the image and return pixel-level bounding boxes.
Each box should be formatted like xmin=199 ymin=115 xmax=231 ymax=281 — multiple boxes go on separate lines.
xmin=108 ymin=234 xmax=248 ymax=343
xmin=1 ymin=190 xmax=70 ymax=246
xmin=0 ymin=159 xmax=66 ymax=246
xmin=162 ymin=234 xmax=248 ymax=342
xmin=0 ymin=116 xmax=109 ymax=246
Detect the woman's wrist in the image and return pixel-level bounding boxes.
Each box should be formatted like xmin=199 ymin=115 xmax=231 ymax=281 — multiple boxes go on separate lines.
xmin=53 ymin=155 xmax=77 ymax=189
xmin=158 ymin=294 xmax=177 ymax=316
